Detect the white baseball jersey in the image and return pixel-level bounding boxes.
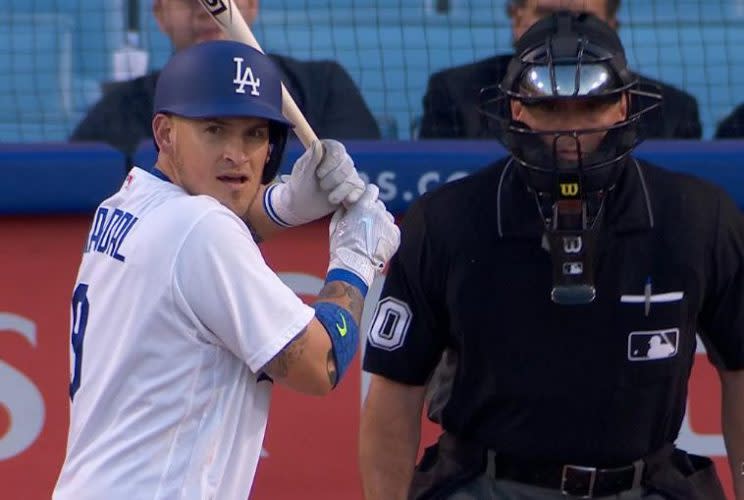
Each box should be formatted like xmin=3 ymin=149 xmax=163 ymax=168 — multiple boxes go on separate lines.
xmin=54 ymin=167 xmax=314 ymax=500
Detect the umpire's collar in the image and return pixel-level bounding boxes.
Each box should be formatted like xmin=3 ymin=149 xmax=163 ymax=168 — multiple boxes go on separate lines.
xmin=497 ymin=157 xmax=655 ymax=239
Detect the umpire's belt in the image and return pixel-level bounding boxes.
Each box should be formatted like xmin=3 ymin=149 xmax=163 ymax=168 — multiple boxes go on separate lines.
xmin=486 ymin=452 xmax=645 ymax=498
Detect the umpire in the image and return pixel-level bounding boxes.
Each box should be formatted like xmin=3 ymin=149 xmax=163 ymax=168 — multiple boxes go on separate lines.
xmin=360 ymin=12 xmax=744 ymax=500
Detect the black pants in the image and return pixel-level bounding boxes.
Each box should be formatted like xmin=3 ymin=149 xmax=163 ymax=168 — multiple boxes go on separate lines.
xmin=409 ymin=434 xmax=727 ymax=500
xmin=437 ymin=476 xmax=665 ymax=499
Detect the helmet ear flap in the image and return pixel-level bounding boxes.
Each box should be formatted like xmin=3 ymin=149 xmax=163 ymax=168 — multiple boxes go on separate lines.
xmin=261 ymin=122 xmax=289 ymax=185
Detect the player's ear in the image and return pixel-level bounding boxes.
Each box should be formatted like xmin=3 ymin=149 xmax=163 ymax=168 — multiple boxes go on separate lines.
xmin=152 ymin=113 xmax=175 ymax=154
xmin=510 ymin=99 xmax=524 ymax=120
xmin=617 ymin=92 xmax=629 ymax=122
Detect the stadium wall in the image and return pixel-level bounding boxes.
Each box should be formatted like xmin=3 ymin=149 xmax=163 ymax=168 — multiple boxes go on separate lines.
xmin=1 ymin=141 xmax=741 ymax=499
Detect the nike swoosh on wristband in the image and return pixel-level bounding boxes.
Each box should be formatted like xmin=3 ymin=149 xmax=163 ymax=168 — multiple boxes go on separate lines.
xmin=336 ymin=314 xmax=348 ymax=337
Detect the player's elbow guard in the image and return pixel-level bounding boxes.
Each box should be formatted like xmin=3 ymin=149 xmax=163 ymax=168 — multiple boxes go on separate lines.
xmin=314 ymin=302 xmax=359 ymax=388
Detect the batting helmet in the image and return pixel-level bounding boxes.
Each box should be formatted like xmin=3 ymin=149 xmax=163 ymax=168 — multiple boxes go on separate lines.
xmin=480 ymin=11 xmax=661 ymax=195
xmin=153 ymin=40 xmax=292 ymax=184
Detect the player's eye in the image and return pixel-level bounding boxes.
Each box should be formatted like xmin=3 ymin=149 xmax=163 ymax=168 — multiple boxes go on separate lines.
xmin=247 ymin=127 xmax=269 ymax=139
xmin=583 ymin=97 xmax=619 ymax=112
xmin=205 ymin=124 xmax=224 ymax=136
xmin=531 ymin=101 xmax=561 ymax=113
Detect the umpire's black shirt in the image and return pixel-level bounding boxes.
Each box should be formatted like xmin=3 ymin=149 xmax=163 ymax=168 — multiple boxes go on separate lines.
xmin=364 ymin=157 xmax=744 ymax=467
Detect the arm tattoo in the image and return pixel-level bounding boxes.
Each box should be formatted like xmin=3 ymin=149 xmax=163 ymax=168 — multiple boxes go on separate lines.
xmin=316 ymin=281 xmax=365 ymax=320
xmin=316 ymin=281 xmax=363 ymax=387
xmin=262 ymin=326 xmax=308 ymax=379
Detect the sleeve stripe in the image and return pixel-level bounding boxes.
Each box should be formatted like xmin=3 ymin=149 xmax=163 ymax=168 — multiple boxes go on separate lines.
xmin=263 ymin=184 xmax=293 ymax=228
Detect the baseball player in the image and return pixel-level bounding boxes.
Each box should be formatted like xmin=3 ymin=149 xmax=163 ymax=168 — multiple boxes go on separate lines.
xmin=361 ymin=12 xmax=743 ymax=500
xmin=53 ymin=40 xmax=399 ymax=500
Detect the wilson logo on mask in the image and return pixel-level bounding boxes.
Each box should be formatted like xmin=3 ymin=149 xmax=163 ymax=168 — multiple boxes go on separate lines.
xmin=560 ymin=183 xmax=579 ymax=197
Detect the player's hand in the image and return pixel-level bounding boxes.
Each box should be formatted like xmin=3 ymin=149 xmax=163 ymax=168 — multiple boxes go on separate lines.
xmin=263 ymin=139 xmax=365 ymax=227
xmin=328 ymin=184 xmax=400 ymax=288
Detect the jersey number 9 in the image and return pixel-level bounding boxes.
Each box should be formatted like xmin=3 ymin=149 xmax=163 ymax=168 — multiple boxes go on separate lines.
xmin=69 ymin=283 xmax=90 ymax=401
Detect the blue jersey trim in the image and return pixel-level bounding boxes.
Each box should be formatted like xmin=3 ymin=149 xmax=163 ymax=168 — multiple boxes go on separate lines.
xmin=150 ymin=166 xmax=172 ymax=183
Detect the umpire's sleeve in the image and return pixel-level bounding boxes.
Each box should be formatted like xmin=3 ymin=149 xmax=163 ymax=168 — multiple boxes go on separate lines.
xmin=698 ymin=191 xmax=744 ymax=370
xmin=363 ymin=196 xmax=448 ymax=385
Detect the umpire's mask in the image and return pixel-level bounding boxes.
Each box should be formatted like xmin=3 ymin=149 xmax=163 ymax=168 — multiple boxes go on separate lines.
xmin=480 ymin=11 xmax=661 ymax=305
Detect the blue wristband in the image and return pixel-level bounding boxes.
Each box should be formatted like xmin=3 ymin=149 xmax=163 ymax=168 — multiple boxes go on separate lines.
xmin=313 ymin=302 xmax=359 ymax=385
xmin=326 ymin=268 xmax=368 ymax=297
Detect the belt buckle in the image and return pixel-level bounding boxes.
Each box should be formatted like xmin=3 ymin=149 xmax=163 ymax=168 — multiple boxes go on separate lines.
xmin=561 ymin=464 xmax=597 ymax=498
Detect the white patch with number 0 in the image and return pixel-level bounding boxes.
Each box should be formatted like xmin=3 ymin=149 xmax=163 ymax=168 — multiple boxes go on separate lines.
xmin=367 ymin=297 xmax=412 ymax=351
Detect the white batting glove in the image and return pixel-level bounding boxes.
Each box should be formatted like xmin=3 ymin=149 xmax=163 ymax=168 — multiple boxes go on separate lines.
xmin=328 ymin=184 xmax=400 ymax=288
xmin=263 ymin=139 xmax=365 ymax=227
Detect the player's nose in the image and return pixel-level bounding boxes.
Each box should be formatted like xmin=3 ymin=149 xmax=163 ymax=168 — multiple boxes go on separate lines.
xmin=221 ymin=139 xmax=250 ymax=166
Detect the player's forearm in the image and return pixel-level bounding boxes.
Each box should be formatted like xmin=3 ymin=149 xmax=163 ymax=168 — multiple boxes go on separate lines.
xmin=315 ymin=280 xmax=365 ymax=323
xmin=311 ymin=279 xmax=365 ymax=387
xmin=359 ymin=411 xmax=421 ymax=500
xmin=721 ymin=369 xmax=744 ymax=499
xmin=259 ymin=279 xmax=365 ymax=396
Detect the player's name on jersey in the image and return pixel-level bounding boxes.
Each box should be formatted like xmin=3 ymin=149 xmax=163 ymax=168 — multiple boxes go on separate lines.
xmin=84 ymin=207 xmax=139 ymax=262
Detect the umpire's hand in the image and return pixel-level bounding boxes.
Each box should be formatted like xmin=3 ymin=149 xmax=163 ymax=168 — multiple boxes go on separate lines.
xmin=327 ymin=184 xmax=400 ymax=288
xmin=263 ymin=139 xmax=365 ymax=227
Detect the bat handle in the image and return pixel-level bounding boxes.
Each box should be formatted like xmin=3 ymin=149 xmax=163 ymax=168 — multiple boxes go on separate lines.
xmin=280 ymin=84 xmax=318 ymax=148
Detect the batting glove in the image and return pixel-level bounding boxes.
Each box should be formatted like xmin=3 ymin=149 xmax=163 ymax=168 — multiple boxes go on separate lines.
xmin=263 ymin=139 xmax=365 ymax=228
xmin=328 ymin=184 xmax=400 ymax=288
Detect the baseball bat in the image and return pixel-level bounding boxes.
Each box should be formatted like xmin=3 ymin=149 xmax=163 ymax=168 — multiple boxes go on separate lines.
xmin=196 ymin=0 xmax=318 ymax=148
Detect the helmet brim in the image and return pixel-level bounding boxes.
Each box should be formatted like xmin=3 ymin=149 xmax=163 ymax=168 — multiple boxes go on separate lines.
xmin=156 ymin=98 xmax=294 ymax=128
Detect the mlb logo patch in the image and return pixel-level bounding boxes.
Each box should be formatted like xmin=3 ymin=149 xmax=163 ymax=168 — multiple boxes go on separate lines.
xmin=627 ymin=328 xmax=679 ymax=361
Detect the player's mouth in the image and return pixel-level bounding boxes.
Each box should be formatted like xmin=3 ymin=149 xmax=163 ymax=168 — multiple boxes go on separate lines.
xmin=217 ymin=174 xmax=249 ymax=185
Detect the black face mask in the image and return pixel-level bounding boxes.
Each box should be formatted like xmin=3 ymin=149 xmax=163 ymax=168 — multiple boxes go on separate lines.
xmin=479 ymin=11 xmax=662 ymax=304
xmin=516 ymin=126 xmax=638 ymax=304
xmin=536 ymin=159 xmax=608 ymax=306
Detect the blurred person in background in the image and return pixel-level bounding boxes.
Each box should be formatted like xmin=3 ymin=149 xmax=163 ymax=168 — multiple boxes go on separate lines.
xmin=715 ymin=103 xmax=744 ymax=138
xmin=70 ymin=0 xmax=379 ymax=163
xmin=419 ymin=0 xmax=702 ymax=140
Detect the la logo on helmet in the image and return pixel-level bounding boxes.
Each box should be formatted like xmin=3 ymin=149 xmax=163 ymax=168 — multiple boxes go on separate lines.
xmin=233 ymin=57 xmax=261 ymax=96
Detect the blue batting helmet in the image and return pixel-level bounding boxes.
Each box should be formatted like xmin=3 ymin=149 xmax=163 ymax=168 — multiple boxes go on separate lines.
xmin=154 ymin=40 xmax=293 ymax=184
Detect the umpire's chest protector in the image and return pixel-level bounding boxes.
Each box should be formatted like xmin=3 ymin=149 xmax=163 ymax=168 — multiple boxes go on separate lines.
xmin=441 ymin=160 xmax=714 ymax=439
